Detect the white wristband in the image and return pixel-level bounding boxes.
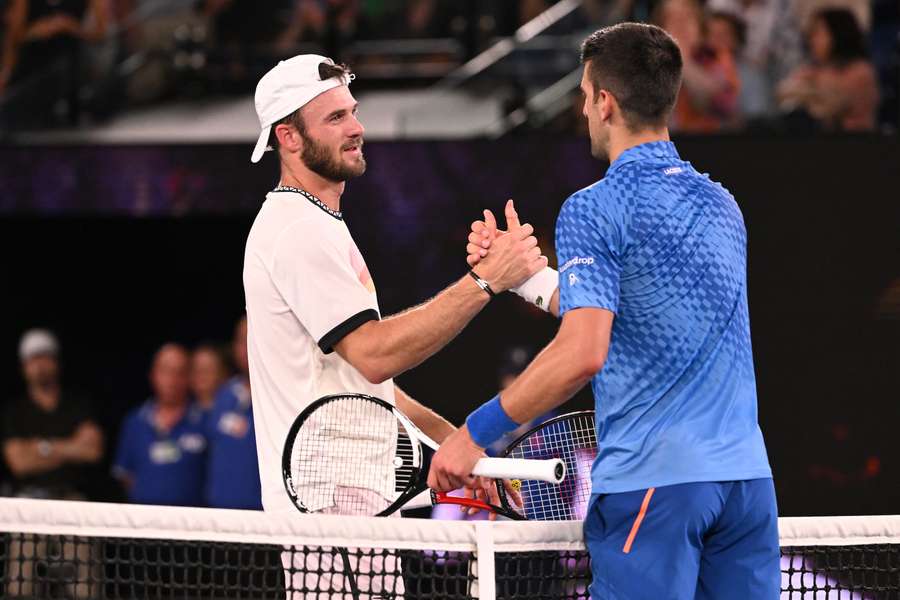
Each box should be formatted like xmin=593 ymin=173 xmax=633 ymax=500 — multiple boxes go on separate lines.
xmin=511 ymin=267 xmax=558 ymax=312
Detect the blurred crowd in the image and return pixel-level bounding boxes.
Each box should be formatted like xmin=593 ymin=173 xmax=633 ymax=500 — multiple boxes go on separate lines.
xmin=0 ymin=0 xmax=897 ymax=131
xmin=0 ymin=0 xmax=552 ymax=128
xmin=644 ymin=0 xmax=894 ymax=132
xmin=2 ymin=322 xmax=547 ymax=512
xmin=2 ymin=319 xmax=263 ymax=509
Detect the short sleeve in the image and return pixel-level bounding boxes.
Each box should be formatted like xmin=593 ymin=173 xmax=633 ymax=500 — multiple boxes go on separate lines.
xmin=271 ymin=219 xmax=380 ymax=354
xmin=555 ymin=189 xmax=623 ymax=316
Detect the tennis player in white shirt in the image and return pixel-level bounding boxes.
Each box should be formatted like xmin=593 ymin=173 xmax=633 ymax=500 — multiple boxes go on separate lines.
xmin=244 ymin=54 xmax=545 ymax=520
xmin=245 ymin=54 xmax=543 ymax=599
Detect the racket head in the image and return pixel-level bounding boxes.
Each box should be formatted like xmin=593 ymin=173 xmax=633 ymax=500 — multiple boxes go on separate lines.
xmin=281 ymin=393 xmax=425 ymax=516
xmin=495 ymin=410 xmax=597 ymax=521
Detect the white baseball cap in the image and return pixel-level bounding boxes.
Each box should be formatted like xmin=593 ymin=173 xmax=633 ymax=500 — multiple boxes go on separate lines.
xmin=19 ymin=329 xmax=59 ymax=361
xmin=251 ymin=54 xmax=353 ymax=164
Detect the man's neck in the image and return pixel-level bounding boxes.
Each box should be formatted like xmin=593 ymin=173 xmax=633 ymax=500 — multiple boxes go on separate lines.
xmin=607 ymin=128 xmax=670 ymax=165
xmin=154 ymin=400 xmax=187 ymax=430
xmin=279 ymin=161 xmax=345 ymax=213
xmin=29 ymin=384 xmax=60 ymax=412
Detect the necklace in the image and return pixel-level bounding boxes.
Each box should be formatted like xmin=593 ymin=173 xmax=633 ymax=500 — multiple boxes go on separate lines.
xmin=271 ymin=185 xmax=342 ymax=220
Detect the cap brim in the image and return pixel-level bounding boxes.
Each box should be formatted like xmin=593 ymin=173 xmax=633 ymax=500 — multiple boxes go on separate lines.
xmin=250 ymin=125 xmax=272 ymax=163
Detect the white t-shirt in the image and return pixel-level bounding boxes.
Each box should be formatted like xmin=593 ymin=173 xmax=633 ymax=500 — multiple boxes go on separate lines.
xmin=243 ymin=188 xmax=395 ymax=515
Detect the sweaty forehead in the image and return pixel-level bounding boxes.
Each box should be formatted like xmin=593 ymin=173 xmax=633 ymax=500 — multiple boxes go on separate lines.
xmin=302 ymin=85 xmax=356 ymax=119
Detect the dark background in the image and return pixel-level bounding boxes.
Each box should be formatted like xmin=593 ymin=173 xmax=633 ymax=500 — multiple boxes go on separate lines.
xmin=1 ymin=135 xmax=897 ymax=516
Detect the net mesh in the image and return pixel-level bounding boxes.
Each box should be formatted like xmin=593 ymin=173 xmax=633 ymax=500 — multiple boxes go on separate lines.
xmin=0 ymin=499 xmax=898 ymax=599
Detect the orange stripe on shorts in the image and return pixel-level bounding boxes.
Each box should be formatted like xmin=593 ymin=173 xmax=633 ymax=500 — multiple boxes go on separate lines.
xmin=622 ymin=487 xmax=656 ymax=554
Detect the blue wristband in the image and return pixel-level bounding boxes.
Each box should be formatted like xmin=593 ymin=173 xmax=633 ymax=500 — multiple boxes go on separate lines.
xmin=465 ymin=395 xmax=519 ymax=448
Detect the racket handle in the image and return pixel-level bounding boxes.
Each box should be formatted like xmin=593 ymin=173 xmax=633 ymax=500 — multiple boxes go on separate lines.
xmin=404 ymin=489 xmax=437 ymax=510
xmin=472 ymin=457 xmax=565 ymax=484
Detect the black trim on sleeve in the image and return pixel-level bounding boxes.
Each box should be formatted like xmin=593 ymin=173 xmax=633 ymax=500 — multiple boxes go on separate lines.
xmin=318 ymin=309 xmax=380 ymax=354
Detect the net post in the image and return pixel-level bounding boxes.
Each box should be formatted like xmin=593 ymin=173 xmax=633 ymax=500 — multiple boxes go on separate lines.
xmin=474 ymin=521 xmax=496 ymax=600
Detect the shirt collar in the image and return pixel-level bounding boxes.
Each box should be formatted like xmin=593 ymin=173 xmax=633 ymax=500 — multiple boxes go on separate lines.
xmin=608 ymin=141 xmax=680 ymax=174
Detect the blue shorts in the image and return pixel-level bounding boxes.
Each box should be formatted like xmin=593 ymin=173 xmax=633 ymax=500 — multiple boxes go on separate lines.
xmin=583 ymin=478 xmax=780 ymax=600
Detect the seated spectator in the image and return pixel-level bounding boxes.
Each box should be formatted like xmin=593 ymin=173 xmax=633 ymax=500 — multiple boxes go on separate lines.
xmin=706 ymin=11 xmax=767 ymax=125
xmin=655 ymin=0 xmax=740 ymax=132
xmin=190 ymin=342 xmax=230 ymax=411
xmin=275 ymin=0 xmax=359 ymax=58
xmin=1 ymin=329 xmax=104 ymax=500
xmin=113 ymin=343 xmax=207 ymax=506
xmin=777 ymin=8 xmax=879 ymax=131
xmin=275 ymin=0 xmax=327 ymax=50
xmin=0 ymin=0 xmax=109 ymax=126
xmin=205 ymin=316 xmax=262 ymax=510
xmin=706 ymin=0 xmax=804 ymax=118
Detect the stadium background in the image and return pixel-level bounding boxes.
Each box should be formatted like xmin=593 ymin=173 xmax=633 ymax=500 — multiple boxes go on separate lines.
xmin=0 ymin=0 xmax=898 ymax=520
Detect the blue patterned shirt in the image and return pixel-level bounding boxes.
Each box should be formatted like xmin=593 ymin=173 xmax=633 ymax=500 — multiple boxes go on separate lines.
xmin=556 ymin=141 xmax=772 ymax=494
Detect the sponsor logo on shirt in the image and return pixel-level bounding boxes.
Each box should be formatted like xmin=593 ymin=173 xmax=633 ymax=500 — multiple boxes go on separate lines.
xmin=179 ymin=433 xmax=206 ymax=453
xmin=560 ymin=256 xmax=595 ymax=273
xmin=568 ymin=273 xmax=579 ymax=286
xmin=664 ymin=166 xmax=683 ymax=175
xmin=150 ymin=441 xmax=181 ymax=464
xmin=218 ymin=412 xmax=249 ymax=438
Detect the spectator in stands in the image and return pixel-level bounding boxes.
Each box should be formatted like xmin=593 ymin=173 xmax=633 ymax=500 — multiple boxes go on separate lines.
xmin=1 ymin=329 xmax=104 ymax=500
xmin=777 ymin=8 xmax=879 ymax=131
xmin=190 ymin=343 xmax=229 ymax=411
xmin=276 ymin=0 xmax=359 ymax=58
xmin=0 ymin=0 xmax=109 ymax=125
xmin=202 ymin=0 xmax=293 ymax=51
xmin=205 ymin=316 xmax=262 ymax=509
xmin=655 ymin=0 xmax=740 ymax=132
xmin=706 ymin=11 xmax=764 ymax=126
xmin=1 ymin=1 xmax=13 ymax=94
xmin=275 ymin=0 xmax=327 ymax=51
xmin=113 ymin=343 xmax=207 ymax=506
xmin=706 ymin=0 xmax=804 ymax=119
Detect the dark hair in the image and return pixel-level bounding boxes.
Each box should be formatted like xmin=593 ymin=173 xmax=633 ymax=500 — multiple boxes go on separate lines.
xmin=267 ymin=62 xmax=353 ymax=152
xmin=193 ymin=342 xmax=233 ymax=373
xmin=814 ymin=9 xmax=868 ymax=64
xmin=580 ymin=23 xmax=683 ymax=131
xmin=708 ymin=11 xmax=747 ymax=51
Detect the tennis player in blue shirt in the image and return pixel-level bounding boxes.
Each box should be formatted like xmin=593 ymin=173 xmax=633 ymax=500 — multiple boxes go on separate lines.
xmin=429 ymin=23 xmax=779 ymax=599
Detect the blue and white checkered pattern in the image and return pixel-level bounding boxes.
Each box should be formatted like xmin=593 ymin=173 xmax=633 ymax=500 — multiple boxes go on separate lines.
xmin=556 ymin=141 xmax=772 ymax=495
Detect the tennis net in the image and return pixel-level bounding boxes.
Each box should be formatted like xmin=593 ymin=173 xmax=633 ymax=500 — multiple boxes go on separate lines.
xmin=0 ymin=498 xmax=897 ymax=599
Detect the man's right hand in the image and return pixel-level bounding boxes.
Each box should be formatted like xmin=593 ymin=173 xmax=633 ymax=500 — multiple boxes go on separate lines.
xmin=471 ymin=200 xmax=547 ymax=293
xmin=466 ymin=200 xmax=510 ymax=267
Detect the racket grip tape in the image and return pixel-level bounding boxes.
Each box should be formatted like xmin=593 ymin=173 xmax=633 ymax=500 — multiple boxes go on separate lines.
xmin=472 ymin=457 xmax=566 ymax=484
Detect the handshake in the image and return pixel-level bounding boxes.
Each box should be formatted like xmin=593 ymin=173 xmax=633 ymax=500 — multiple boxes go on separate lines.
xmin=466 ymin=199 xmax=559 ymax=314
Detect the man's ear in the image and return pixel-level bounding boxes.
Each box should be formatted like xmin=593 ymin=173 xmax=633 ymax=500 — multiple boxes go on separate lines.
xmin=275 ymin=123 xmax=302 ymax=153
xmin=597 ymin=90 xmax=615 ymax=124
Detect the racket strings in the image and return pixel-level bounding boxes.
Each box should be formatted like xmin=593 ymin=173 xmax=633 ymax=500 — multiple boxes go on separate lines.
xmin=393 ymin=427 xmax=416 ymax=493
xmin=288 ymin=396 xmax=404 ymax=515
xmin=505 ymin=413 xmax=597 ymax=521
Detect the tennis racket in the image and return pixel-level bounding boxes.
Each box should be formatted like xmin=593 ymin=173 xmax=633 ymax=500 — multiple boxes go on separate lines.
xmin=282 ymin=393 xmax=566 ymax=519
xmin=493 ymin=410 xmax=597 ymax=521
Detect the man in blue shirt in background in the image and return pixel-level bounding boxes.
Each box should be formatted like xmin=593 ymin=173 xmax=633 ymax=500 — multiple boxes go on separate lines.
xmin=113 ymin=343 xmax=207 ymax=506
xmin=429 ymin=23 xmax=779 ymax=599
xmin=205 ymin=315 xmax=262 ymax=510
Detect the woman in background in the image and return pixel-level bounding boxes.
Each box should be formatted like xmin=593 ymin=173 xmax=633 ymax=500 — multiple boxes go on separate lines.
xmin=778 ymin=8 xmax=879 ymax=131
xmin=190 ymin=343 xmax=230 ymax=412
xmin=654 ymin=0 xmax=741 ymax=132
